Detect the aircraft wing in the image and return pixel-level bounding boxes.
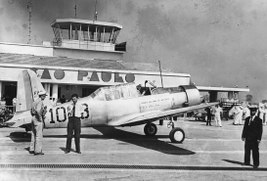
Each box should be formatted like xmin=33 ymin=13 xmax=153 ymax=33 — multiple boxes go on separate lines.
xmin=108 ymin=102 xmax=219 ymax=126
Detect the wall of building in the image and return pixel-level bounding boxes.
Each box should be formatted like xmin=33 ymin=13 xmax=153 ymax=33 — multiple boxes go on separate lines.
xmin=0 ymin=42 xmax=123 ymax=61
xmin=0 ymin=65 xmax=191 ymax=87
xmin=53 ymin=47 xmax=123 ymax=60
xmin=0 ymin=42 xmax=54 ymax=57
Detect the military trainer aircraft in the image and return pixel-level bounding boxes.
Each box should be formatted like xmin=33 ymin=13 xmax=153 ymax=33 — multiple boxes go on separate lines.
xmin=6 ymin=70 xmax=218 ymax=143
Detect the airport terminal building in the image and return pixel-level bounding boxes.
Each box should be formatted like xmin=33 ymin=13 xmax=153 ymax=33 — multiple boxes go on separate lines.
xmin=0 ymin=18 xmax=192 ymax=107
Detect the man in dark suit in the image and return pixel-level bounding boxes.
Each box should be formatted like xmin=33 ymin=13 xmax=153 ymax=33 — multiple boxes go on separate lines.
xmin=242 ymin=104 xmax=263 ymax=168
xmin=205 ymin=107 xmax=212 ymax=126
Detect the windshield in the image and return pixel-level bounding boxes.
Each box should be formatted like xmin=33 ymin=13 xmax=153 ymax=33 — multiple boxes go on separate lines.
xmin=89 ymin=83 xmax=140 ymax=101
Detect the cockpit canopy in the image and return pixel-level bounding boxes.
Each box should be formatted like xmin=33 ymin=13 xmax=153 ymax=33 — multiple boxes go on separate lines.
xmin=89 ymin=83 xmax=140 ymax=101
xmin=89 ymin=83 xmax=189 ymax=101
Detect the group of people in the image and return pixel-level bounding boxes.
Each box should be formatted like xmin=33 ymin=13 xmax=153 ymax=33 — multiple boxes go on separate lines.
xmin=205 ymin=104 xmax=223 ymax=127
xmin=229 ymin=101 xmax=267 ymax=126
xmin=29 ymin=91 xmax=83 ymax=155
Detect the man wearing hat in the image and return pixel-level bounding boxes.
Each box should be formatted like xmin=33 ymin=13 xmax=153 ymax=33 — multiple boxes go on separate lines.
xmin=29 ymin=90 xmax=47 ymax=155
xmin=242 ymin=103 xmax=263 ymax=168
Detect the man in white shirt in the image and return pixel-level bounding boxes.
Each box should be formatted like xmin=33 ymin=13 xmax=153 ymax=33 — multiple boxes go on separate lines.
xmin=66 ymin=94 xmax=84 ymax=154
xmin=214 ymin=105 xmax=223 ymax=127
xmin=229 ymin=104 xmax=243 ymax=125
xmin=30 ymin=91 xmax=47 ymax=155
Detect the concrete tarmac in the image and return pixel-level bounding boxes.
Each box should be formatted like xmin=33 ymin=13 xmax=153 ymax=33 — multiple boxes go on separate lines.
xmin=0 ymin=118 xmax=267 ymax=181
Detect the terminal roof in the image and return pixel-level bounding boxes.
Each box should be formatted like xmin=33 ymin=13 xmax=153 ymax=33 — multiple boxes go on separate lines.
xmin=0 ymin=53 xmax=189 ymax=77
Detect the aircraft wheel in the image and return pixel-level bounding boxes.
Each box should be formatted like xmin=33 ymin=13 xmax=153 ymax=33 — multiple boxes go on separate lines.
xmin=169 ymin=127 xmax=185 ymax=143
xmin=144 ymin=123 xmax=157 ymax=136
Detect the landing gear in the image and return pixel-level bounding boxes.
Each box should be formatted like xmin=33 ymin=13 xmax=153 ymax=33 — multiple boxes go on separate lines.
xmin=169 ymin=127 xmax=185 ymax=143
xmin=143 ymin=120 xmax=185 ymax=143
xmin=167 ymin=118 xmax=185 ymax=143
xmin=144 ymin=123 xmax=157 ymax=136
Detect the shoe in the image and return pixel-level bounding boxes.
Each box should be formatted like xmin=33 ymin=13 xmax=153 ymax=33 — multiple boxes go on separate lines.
xmin=76 ymin=151 xmax=81 ymax=154
xmin=29 ymin=151 xmax=34 ymax=154
xmin=243 ymin=162 xmax=250 ymax=166
xmin=253 ymin=165 xmax=259 ymax=169
xmin=65 ymin=150 xmax=70 ymax=154
xmin=34 ymin=152 xmax=44 ymax=156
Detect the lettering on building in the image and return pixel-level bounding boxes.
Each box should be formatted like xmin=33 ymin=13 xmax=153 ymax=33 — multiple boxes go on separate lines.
xmin=32 ymin=68 xmax=135 ymax=83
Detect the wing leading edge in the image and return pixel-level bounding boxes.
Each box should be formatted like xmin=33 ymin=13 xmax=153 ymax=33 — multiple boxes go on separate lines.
xmin=108 ymin=102 xmax=219 ymax=126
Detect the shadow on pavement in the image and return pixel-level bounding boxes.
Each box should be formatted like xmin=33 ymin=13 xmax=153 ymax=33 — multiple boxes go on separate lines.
xmin=9 ymin=132 xmax=31 ymax=142
xmin=223 ymin=159 xmax=252 ymax=166
xmin=8 ymin=128 xmax=195 ymax=156
xmin=92 ymin=126 xmax=195 ymax=156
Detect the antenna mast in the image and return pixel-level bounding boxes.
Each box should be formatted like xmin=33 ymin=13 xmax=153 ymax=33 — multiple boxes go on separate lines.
xmin=158 ymin=60 xmax=164 ymax=88
xmin=27 ymin=0 xmax=32 ymax=44
xmin=74 ymin=0 xmax=77 ymax=18
xmin=94 ymin=0 xmax=98 ymax=21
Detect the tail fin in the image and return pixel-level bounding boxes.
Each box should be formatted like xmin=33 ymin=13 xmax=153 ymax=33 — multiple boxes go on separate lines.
xmin=16 ymin=69 xmax=46 ymax=112
xmin=6 ymin=69 xmax=50 ymax=128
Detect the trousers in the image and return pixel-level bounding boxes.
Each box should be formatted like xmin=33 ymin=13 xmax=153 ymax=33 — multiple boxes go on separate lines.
xmin=244 ymin=140 xmax=259 ymax=166
xmin=66 ymin=117 xmax=81 ymax=152
xmin=30 ymin=121 xmax=43 ymax=153
xmin=214 ymin=115 xmax=222 ymax=126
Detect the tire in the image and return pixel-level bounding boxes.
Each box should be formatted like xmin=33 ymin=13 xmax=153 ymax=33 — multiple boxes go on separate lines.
xmin=169 ymin=127 xmax=185 ymax=143
xmin=144 ymin=123 xmax=157 ymax=136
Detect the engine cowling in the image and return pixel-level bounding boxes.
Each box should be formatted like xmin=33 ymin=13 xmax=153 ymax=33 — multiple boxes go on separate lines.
xmin=178 ymin=85 xmax=201 ymax=106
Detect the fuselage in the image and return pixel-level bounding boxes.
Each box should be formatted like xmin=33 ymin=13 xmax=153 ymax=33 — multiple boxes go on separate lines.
xmin=43 ymin=90 xmax=198 ymax=128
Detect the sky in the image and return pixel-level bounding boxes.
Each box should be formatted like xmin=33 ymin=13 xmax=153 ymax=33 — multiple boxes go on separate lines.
xmin=0 ymin=0 xmax=267 ymax=102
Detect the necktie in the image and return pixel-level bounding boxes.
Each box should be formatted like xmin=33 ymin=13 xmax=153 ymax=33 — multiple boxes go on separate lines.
xmin=73 ymin=105 xmax=76 ymax=117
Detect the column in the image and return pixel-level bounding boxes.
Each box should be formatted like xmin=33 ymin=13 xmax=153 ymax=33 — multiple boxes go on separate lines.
xmin=228 ymin=92 xmax=234 ymax=100
xmin=52 ymin=84 xmax=58 ymax=101
xmin=0 ymin=81 xmax=2 ymax=100
xmin=44 ymin=83 xmax=51 ymax=96
xmin=209 ymin=91 xmax=218 ymax=102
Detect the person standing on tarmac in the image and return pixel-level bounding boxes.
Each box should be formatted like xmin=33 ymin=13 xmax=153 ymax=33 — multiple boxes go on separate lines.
xmin=29 ymin=91 xmax=47 ymax=155
xmin=66 ymin=94 xmax=83 ymax=154
xmin=229 ymin=104 xmax=243 ymax=125
xmin=242 ymin=103 xmax=263 ymax=168
xmin=205 ymin=107 xmax=212 ymax=126
xmin=214 ymin=104 xmax=223 ymax=127
xmin=262 ymin=100 xmax=267 ymax=126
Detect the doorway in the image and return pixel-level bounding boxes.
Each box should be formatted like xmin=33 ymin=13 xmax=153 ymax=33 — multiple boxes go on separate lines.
xmin=2 ymin=81 xmax=17 ymax=106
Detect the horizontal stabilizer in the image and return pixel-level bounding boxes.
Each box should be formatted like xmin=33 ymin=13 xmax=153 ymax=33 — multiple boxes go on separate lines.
xmin=5 ymin=111 xmax=32 ymax=127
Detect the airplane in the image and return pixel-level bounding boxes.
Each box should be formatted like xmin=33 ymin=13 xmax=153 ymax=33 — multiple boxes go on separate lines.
xmin=6 ymin=69 xmax=218 ymax=143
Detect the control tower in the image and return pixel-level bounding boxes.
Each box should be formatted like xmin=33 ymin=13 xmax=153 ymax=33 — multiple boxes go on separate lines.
xmin=41 ymin=18 xmax=126 ymax=60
